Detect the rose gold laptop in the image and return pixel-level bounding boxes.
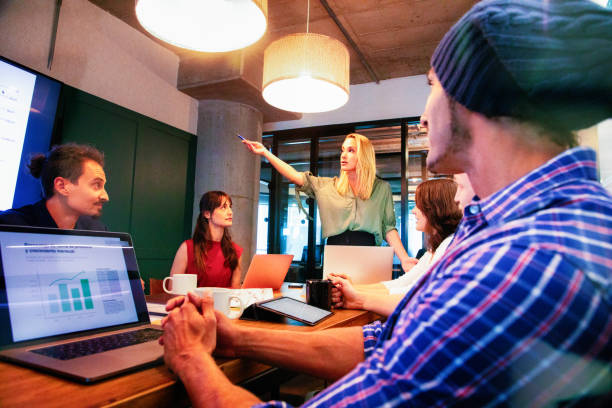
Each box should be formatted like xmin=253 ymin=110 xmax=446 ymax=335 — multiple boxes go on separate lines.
xmin=241 ymin=254 xmax=294 ymax=289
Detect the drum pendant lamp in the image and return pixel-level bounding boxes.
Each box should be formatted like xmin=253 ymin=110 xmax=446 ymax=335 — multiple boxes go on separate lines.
xmin=261 ymin=0 xmax=349 ymax=113
xmin=135 ymin=0 xmax=268 ymax=52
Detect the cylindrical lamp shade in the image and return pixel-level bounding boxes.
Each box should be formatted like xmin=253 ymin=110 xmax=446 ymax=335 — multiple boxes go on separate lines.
xmin=262 ymin=33 xmax=350 ymax=113
xmin=135 ymin=0 xmax=267 ymax=52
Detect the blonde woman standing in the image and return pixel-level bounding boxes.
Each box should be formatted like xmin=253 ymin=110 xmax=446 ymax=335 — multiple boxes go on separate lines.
xmin=243 ymin=133 xmax=415 ymax=273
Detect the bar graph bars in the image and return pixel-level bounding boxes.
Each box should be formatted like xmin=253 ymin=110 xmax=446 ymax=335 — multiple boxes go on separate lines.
xmin=81 ymin=278 xmax=94 ymax=309
xmin=48 ymin=275 xmax=94 ymax=314
xmin=48 ymin=294 xmax=60 ymax=313
xmin=71 ymin=288 xmax=83 ymax=311
xmin=58 ymin=283 xmax=71 ymax=312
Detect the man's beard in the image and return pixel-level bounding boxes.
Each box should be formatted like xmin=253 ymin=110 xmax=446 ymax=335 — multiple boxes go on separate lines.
xmin=427 ymin=99 xmax=472 ymax=174
xmin=91 ymin=203 xmax=105 ymax=219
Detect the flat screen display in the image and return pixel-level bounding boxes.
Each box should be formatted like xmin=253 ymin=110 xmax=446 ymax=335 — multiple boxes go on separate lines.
xmin=0 ymin=57 xmax=62 ymax=211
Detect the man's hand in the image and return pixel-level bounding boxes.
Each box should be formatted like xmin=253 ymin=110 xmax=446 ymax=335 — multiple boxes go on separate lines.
xmin=163 ymin=294 xmax=187 ymax=314
xmin=212 ymin=310 xmax=243 ymax=358
xmin=160 ymin=292 xmax=217 ymax=373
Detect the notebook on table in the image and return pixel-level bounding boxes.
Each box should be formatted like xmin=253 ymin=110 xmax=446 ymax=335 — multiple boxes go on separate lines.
xmin=0 ymin=225 xmax=162 ymax=383
xmin=241 ymin=254 xmax=293 ymax=289
xmin=322 ymin=245 xmax=394 ymax=284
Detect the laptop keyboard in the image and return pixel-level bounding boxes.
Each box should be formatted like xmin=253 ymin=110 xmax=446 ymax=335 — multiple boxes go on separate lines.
xmin=30 ymin=328 xmax=163 ymax=361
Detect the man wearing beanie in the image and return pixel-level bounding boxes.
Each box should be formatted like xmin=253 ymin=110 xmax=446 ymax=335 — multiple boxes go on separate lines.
xmin=160 ymin=1 xmax=612 ymax=406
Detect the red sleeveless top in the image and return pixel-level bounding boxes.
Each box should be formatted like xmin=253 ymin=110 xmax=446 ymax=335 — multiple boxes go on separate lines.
xmin=185 ymin=239 xmax=242 ymax=287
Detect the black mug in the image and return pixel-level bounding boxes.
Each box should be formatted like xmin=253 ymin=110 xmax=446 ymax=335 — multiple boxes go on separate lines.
xmin=306 ymin=279 xmax=332 ymax=311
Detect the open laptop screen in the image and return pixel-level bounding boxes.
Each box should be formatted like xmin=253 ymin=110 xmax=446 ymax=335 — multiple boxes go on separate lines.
xmin=0 ymin=227 xmax=145 ymax=345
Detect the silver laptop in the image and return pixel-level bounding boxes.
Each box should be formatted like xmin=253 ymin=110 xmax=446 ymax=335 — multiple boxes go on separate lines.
xmin=323 ymin=245 xmax=394 ymax=284
xmin=0 ymin=225 xmax=163 ymax=383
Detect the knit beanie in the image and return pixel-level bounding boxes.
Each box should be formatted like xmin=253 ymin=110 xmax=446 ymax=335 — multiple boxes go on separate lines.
xmin=431 ymin=0 xmax=612 ymax=131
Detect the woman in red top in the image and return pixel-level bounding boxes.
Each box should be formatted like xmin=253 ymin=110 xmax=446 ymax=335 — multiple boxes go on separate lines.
xmin=169 ymin=191 xmax=242 ymax=288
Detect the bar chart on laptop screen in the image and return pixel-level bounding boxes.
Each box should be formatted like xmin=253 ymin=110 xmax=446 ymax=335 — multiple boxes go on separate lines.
xmin=0 ymin=232 xmax=141 ymax=342
xmin=41 ymin=269 xmax=130 ymax=319
xmin=45 ymin=271 xmax=95 ymax=316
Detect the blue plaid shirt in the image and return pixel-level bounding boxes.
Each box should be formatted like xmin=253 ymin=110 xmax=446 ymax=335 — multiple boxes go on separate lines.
xmin=256 ymin=147 xmax=612 ymax=407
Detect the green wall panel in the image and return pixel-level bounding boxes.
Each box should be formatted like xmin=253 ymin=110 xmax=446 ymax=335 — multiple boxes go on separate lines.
xmin=58 ymin=86 xmax=196 ymax=290
xmin=137 ymin=258 xmax=174 ymax=295
xmin=131 ymin=125 xmax=191 ymax=259
xmin=60 ymin=90 xmax=137 ymax=232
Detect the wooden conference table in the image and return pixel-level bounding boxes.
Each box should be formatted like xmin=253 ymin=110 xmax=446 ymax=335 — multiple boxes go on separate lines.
xmin=0 ymin=284 xmax=380 ymax=408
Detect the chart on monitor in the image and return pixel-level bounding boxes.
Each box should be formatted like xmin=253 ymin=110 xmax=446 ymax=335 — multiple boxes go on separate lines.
xmin=0 ymin=231 xmax=139 ymax=342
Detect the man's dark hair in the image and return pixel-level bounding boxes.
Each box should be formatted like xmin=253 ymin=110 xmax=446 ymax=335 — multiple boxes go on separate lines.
xmin=27 ymin=143 xmax=105 ymax=199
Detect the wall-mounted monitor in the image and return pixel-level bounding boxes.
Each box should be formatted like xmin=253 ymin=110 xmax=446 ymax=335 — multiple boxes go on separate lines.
xmin=0 ymin=56 xmax=62 ymax=211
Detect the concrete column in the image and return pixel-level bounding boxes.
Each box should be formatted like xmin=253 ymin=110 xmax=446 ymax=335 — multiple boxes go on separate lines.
xmin=194 ymin=100 xmax=263 ymax=278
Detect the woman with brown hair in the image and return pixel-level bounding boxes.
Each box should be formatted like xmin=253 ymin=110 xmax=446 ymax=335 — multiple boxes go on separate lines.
xmin=330 ymin=178 xmax=464 ymax=315
xmin=169 ymin=191 xmax=242 ymax=288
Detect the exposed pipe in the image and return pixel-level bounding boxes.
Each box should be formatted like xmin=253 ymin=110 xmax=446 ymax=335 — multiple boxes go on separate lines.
xmin=47 ymin=0 xmax=62 ymax=70
xmin=319 ymin=0 xmax=380 ymax=84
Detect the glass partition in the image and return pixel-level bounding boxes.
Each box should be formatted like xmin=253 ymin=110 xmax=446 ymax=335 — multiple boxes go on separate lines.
xmin=359 ymin=126 xmax=403 ymax=266
xmin=314 ymin=134 xmax=345 ymax=274
xmin=259 ymin=117 xmax=444 ymax=282
xmin=276 ymin=138 xmax=311 ymax=281
xmin=256 ymin=136 xmax=274 ymax=254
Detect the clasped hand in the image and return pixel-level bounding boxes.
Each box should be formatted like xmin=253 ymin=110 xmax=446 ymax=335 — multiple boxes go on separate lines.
xmin=159 ymin=292 xmax=238 ymax=373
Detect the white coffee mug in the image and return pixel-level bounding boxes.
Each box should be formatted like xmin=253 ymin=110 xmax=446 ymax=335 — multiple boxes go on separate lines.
xmin=162 ymin=274 xmax=197 ymax=295
xmin=196 ymin=287 xmax=244 ymax=318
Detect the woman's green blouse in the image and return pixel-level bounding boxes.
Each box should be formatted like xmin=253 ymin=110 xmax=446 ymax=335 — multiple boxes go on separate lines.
xmin=296 ymin=172 xmax=397 ymax=246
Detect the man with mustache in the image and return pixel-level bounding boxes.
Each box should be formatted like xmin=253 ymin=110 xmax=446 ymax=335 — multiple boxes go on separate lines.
xmin=160 ymin=0 xmax=612 ymax=406
xmin=0 ymin=143 xmax=109 ymax=231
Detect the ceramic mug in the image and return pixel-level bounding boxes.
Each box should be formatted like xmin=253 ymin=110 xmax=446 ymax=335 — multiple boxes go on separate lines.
xmin=306 ymin=279 xmax=332 ymax=310
xmin=162 ymin=273 xmax=197 ymax=295
xmin=196 ymin=287 xmax=244 ymax=318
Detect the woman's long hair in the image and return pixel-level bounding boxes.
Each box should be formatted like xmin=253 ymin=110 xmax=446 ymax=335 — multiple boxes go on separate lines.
xmin=415 ymin=179 xmax=462 ymax=252
xmin=192 ymin=191 xmax=238 ymax=273
xmin=335 ymin=133 xmax=377 ymax=200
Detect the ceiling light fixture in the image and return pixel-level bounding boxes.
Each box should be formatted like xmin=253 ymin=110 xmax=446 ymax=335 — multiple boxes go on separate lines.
xmin=261 ymin=0 xmax=349 ymax=113
xmin=135 ymin=0 xmax=268 ymax=53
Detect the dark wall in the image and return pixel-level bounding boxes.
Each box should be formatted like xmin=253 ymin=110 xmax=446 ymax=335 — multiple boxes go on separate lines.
xmin=57 ymin=86 xmax=196 ymax=292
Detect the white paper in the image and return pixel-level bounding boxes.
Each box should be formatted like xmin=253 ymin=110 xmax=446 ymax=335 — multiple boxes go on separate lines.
xmin=146 ymin=302 xmax=168 ymax=315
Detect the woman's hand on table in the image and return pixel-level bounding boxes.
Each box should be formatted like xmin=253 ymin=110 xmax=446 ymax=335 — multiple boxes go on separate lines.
xmin=329 ymin=273 xmax=365 ymax=310
xmin=329 ymin=272 xmax=353 ymax=284
xmin=400 ymin=256 xmax=419 ymax=273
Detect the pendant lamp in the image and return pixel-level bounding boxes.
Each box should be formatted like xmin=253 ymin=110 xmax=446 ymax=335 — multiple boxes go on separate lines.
xmin=135 ymin=0 xmax=268 ymax=53
xmin=261 ymin=2 xmax=349 ymax=113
